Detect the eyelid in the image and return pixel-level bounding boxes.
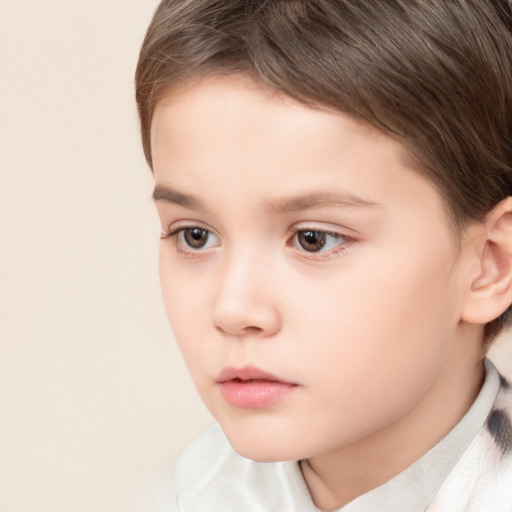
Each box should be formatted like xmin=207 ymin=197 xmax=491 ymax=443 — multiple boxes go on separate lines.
xmin=291 ymin=220 xmax=359 ymax=236
xmin=160 ymin=220 xmax=216 ymax=239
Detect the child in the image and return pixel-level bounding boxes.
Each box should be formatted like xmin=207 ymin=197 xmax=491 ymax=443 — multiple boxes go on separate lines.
xmin=135 ymin=1 xmax=512 ymax=510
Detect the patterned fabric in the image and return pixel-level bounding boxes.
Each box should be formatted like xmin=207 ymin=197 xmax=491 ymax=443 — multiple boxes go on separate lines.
xmin=427 ymin=374 xmax=512 ymax=512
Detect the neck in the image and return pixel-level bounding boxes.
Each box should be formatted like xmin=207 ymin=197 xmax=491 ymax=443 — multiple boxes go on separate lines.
xmin=301 ymin=330 xmax=485 ymax=511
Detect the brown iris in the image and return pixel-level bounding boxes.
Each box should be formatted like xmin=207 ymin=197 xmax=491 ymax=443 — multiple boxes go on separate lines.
xmin=297 ymin=230 xmax=327 ymax=252
xmin=183 ymin=228 xmax=209 ymax=248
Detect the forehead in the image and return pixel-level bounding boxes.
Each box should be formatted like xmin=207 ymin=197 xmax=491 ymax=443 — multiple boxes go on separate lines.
xmin=150 ymin=75 xmax=455 ymax=236
xmin=152 ymin=76 xmax=394 ymax=179
xmin=151 ymin=74 xmax=394 ymax=157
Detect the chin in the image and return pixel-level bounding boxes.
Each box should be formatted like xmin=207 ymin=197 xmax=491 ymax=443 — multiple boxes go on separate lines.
xmin=219 ymin=421 xmax=307 ymax=463
xmin=231 ymin=438 xmax=300 ymax=463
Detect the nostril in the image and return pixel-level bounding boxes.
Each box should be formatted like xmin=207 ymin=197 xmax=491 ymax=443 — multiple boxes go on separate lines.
xmin=215 ymin=323 xmax=263 ymax=336
xmin=244 ymin=326 xmax=264 ymax=336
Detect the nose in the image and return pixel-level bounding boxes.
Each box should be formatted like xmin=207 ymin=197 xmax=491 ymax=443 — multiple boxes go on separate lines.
xmin=211 ymin=251 xmax=281 ymax=338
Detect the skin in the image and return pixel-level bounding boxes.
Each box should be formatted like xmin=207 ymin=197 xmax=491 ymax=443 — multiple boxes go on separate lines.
xmin=151 ymin=75 xmax=487 ymax=510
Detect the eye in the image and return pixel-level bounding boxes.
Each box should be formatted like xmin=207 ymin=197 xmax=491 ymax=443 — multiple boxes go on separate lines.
xmin=161 ymin=226 xmax=220 ymax=251
xmin=293 ymin=229 xmax=348 ymax=253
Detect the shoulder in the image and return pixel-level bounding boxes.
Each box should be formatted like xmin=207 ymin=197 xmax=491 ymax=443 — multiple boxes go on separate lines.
xmin=428 ymin=369 xmax=512 ymax=512
xmin=174 ymin=423 xmax=311 ymax=512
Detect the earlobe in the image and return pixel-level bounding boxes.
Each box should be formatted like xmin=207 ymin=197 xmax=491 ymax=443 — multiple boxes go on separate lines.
xmin=462 ymin=197 xmax=512 ymax=325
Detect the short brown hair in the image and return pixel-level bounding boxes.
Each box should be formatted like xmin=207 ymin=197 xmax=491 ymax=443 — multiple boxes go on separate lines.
xmin=135 ymin=0 xmax=512 ymax=340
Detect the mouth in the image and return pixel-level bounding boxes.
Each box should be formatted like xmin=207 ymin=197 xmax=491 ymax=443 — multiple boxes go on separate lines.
xmin=216 ymin=365 xmax=299 ymax=409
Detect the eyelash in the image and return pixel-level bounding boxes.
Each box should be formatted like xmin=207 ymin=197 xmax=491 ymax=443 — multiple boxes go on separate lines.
xmin=160 ymin=225 xmax=354 ymax=259
xmin=160 ymin=226 xmax=193 ymax=240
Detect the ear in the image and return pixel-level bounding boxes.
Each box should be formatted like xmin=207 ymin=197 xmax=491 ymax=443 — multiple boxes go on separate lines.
xmin=462 ymin=197 xmax=512 ymax=325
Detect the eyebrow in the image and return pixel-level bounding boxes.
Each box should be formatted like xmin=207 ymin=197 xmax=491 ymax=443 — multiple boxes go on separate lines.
xmin=264 ymin=191 xmax=382 ymax=214
xmin=152 ymin=185 xmax=206 ymax=210
xmin=152 ymin=185 xmax=381 ymax=214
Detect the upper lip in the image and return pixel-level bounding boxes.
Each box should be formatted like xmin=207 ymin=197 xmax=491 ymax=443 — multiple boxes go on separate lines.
xmin=216 ymin=365 xmax=295 ymax=384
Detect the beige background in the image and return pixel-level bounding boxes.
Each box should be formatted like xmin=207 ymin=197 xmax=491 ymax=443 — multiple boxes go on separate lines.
xmin=0 ymin=2 xmax=213 ymax=511
xmin=0 ymin=2 xmax=511 ymax=511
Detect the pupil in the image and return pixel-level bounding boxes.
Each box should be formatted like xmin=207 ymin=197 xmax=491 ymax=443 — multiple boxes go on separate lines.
xmin=191 ymin=228 xmax=203 ymax=240
xmin=185 ymin=228 xmax=208 ymax=248
xmin=299 ymin=230 xmax=326 ymax=252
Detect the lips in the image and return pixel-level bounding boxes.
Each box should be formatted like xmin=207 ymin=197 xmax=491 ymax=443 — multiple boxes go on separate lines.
xmin=217 ymin=365 xmax=298 ymax=409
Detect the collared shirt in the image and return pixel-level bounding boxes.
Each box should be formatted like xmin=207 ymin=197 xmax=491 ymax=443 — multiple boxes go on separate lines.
xmin=173 ymin=358 xmax=512 ymax=511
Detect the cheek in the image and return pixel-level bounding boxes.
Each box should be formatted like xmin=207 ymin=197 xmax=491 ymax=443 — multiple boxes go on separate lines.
xmin=158 ymin=249 xmax=208 ymax=360
xmin=276 ymin=278 xmax=456 ymax=448
xmin=285 ymin=244 xmax=459 ymax=390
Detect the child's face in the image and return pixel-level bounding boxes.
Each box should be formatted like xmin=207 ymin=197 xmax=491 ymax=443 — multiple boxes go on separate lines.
xmin=152 ymin=75 xmax=475 ymax=462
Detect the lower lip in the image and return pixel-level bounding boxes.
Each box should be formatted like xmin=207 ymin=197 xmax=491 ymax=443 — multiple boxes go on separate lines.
xmin=219 ymin=380 xmax=297 ymax=408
